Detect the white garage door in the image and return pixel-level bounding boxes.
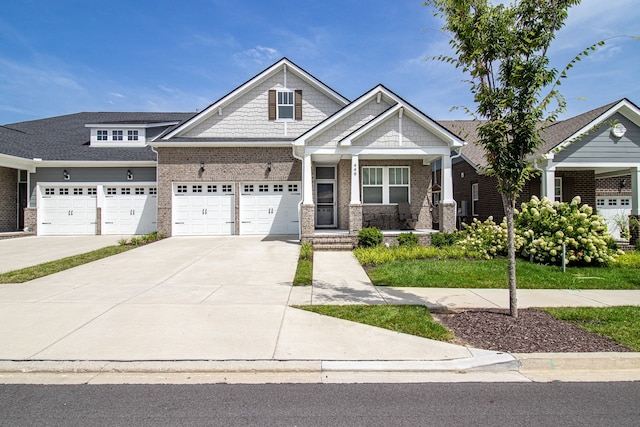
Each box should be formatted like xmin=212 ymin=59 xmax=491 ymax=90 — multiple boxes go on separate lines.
xmin=597 ymin=197 xmax=631 ymax=239
xmin=172 ymin=183 xmax=234 ymax=236
xmin=102 ymin=186 xmax=157 ymax=235
xmin=240 ymin=182 xmax=301 ymax=235
xmin=39 ymin=186 xmax=97 ymax=235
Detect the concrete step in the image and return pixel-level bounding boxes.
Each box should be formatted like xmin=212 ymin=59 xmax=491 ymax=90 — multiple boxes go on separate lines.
xmin=313 ymin=244 xmax=354 ymax=251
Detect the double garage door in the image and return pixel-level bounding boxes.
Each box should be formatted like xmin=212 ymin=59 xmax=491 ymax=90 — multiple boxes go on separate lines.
xmin=38 ymin=185 xmax=157 ymax=236
xmin=172 ymin=182 xmax=301 ymax=236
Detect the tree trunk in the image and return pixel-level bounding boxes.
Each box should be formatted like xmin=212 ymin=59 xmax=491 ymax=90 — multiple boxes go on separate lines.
xmin=502 ymin=193 xmax=518 ymax=318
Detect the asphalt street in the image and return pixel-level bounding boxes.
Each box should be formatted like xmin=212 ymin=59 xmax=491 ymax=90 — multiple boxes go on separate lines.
xmin=1 ymin=382 xmax=639 ymax=426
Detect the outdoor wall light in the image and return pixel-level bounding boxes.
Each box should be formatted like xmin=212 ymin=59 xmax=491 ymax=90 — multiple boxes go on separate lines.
xmin=620 ymin=178 xmax=627 ymax=190
xmin=267 ymin=162 xmax=272 ymax=172
xmin=63 ymin=169 xmax=70 ymax=180
xmin=199 ymin=161 xmax=205 ymax=172
xmin=127 ymin=169 xmax=133 ymax=180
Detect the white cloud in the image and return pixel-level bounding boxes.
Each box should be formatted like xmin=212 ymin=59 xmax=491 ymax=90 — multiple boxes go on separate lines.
xmin=233 ymin=46 xmax=280 ymax=68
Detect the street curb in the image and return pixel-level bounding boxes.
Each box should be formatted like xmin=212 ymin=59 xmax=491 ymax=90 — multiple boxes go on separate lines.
xmin=514 ymin=352 xmax=640 ymax=371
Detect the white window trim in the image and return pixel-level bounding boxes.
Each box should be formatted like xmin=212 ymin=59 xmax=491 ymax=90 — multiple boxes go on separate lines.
xmin=277 ymin=90 xmax=294 ymax=121
xmin=471 ymin=183 xmax=479 ymax=216
xmin=554 ymin=177 xmax=562 ymax=202
xmin=361 ymin=166 xmax=410 ymax=204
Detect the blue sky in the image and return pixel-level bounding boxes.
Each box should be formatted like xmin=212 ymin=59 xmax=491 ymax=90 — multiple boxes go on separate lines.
xmin=1 ymin=0 xmax=639 ymax=125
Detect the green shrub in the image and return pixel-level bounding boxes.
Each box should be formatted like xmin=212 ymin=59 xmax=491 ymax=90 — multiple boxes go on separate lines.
xmin=118 ymin=238 xmax=129 ymax=246
xmin=430 ymin=232 xmax=462 ymax=248
xmin=613 ymin=251 xmax=640 ymax=268
xmin=354 ymin=245 xmax=471 ymax=266
xmin=457 ymin=217 xmax=524 ymax=260
xmin=358 ymin=227 xmax=383 ymax=248
xmin=129 ymin=236 xmax=142 ymax=246
xmin=517 ymin=196 xmax=620 ymax=266
xmin=397 ymin=232 xmax=419 ymax=247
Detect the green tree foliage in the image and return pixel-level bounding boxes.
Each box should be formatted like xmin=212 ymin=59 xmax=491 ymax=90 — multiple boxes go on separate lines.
xmin=423 ymin=0 xmax=581 ymax=316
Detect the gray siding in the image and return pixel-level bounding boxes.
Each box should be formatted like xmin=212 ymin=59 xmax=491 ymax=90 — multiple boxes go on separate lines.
xmin=29 ymin=167 xmax=156 ymax=205
xmin=554 ymin=113 xmax=640 ymax=164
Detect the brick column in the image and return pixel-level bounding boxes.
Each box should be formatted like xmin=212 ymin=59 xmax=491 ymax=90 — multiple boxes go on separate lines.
xmin=349 ymin=204 xmax=363 ymax=234
xmin=439 ymin=201 xmax=456 ymax=233
xmin=630 ymin=215 xmax=640 ymax=247
xmin=300 ymin=204 xmax=315 ymax=242
xmin=23 ymin=207 xmax=37 ymax=234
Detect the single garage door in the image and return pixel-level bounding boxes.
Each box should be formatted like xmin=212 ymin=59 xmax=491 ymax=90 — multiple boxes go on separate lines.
xmin=172 ymin=183 xmax=234 ymax=236
xmin=240 ymin=182 xmax=301 ymax=235
xmin=102 ymin=186 xmax=157 ymax=235
xmin=597 ymin=197 xmax=631 ymax=239
xmin=39 ymin=186 xmax=97 ymax=235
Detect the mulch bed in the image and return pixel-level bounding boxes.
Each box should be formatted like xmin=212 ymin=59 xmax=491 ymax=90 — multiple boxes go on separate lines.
xmin=433 ymin=308 xmax=633 ymax=353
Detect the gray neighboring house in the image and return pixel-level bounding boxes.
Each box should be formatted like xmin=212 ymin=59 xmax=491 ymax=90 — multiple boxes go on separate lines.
xmin=0 ymin=58 xmax=463 ymax=241
xmin=442 ymin=99 xmax=640 ymax=243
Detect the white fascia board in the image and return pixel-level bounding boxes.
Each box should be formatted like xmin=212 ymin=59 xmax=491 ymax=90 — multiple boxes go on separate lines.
xmin=554 ymin=161 xmax=640 ymax=169
xmin=33 ymin=160 xmax=157 ymax=168
xmin=294 ymin=85 xmax=393 ymax=146
xmin=0 ymin=153 xmax=36 ymax=172
xmin=305 ymin=145 xmax=452 ymax=157
xmin=148 ymin=141 xmax=292 ymax=148
xmin=163 ymin=59 xmax=349 ymax=140
xmin=85 ymin=122 xmax=181 ymax=129
xmin=547 ymin=99 xmax=640 ymax=155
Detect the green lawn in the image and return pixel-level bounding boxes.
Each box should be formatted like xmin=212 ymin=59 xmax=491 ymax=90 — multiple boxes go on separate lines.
xmin=298 ymin=305 xmax=454 ymax=342
xmin=366 ymin=258 xmax=640 ymax=289
xmin=545 ymin=306 xmax=640 ymax=351
xmin=0 ymin=245 xmax=134 ymax=283
xmin=293 ymin=242 xmax=313 ymax=286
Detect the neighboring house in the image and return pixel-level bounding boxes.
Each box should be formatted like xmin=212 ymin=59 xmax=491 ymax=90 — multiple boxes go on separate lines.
xmin=0 ymin=58 xmax=463 ymax=243
xmin=442 ymin=99 xmax=640 ymax=242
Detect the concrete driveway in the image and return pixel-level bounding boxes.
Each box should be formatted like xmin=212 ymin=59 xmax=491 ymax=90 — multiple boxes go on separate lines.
xmin=0 ymin=236 xmax=473 ymax=363
xmin=0 ymin=235 xmax=128 ymax=273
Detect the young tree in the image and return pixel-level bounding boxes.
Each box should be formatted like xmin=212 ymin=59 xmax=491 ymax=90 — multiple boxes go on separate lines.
xmin=423 ymin=0 xmax=581 ymax=317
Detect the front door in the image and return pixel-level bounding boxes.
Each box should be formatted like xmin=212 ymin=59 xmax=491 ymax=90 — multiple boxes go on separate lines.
xmin=316 ymin=166 xmax=336 ymax=228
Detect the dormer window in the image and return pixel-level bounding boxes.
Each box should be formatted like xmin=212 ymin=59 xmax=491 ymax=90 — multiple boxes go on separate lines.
xmin=268 ymin=89 xmax=302 ymax=121
xmin=112 ymin=130 xmax=123 ymax=141
xmin=97 ymin=130 xmax=108 ymax=141
xmin=128 ymin=130 xmax=139 ymax=141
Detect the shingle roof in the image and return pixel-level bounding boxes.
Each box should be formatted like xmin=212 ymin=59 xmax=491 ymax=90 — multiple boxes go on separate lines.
xmin=1 ymin=112 xmax=192 ymax=162
xmin=437 ymin=99 xmax=625 ymax=168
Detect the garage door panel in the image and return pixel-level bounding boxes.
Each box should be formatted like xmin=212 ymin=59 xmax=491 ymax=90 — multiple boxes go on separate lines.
xmin=172 ymin=185 xmax=234 ymax=236
xmin=240 ymin=182 xmax=300 ymax=235
xmin=102 ymin=187 xmax=157 ymax=235
xmin=39 ymin=187 xmax=97 ymax=235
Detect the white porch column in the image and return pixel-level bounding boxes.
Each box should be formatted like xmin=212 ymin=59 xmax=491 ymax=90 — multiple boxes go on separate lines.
xmin=302 ymin=153 xmax=313 ymax=204
xmin=441 ymin=153 xmax=454 ymax=202
xmin=350 ymin=155 xmax=360 ymax=204
xmin=540 ymin=165 xmax=556 ymax=200
xmin=631 ymin=167 xmax=640 ymax=216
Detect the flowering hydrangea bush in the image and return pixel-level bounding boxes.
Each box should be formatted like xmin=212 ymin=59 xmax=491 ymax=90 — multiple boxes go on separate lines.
xmin=516 ymin=196 xmax=620 ymax=266
xmin=457 ymin=196 xmax=621 ymax=266
xmin=457 ymin=217 xmax=525 ymax=260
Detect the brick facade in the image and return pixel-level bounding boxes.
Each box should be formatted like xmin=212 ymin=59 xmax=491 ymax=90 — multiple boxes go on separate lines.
xmin=0 ymin=166 xmax=18 ymax=232
xmin=595 ymin=175 xmax=632 ymax=197
xmin=156 ymin=146 xmax=301 ymax=236
xmin=453 ymin=160 xmax=598 ymax=224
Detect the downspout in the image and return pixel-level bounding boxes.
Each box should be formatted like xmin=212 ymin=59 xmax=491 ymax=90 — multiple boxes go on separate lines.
xmin=151 ymin=146 xmax=160 ymax=235
xmin=292 ymin=144 xmax=304 ymax=241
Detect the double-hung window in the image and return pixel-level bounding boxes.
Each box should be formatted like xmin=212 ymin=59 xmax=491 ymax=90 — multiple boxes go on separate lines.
xmin=362 ymin=166 xmax=410 ymax=204
xmin=471 ymin=183 xmax=479 ymax=216
xmin=554 ymin=177 xmax=563 ymax=202
xmin=277 ymin=90 xmax=294 ymax=120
